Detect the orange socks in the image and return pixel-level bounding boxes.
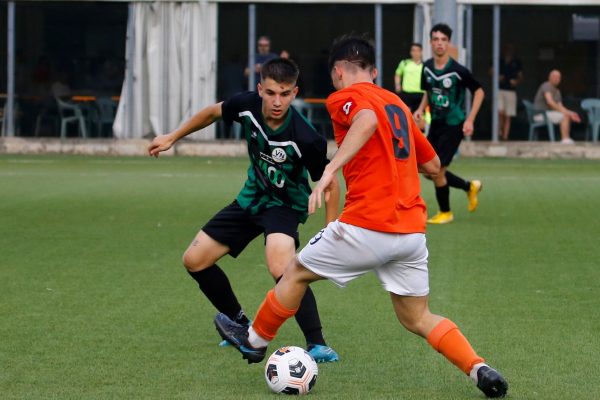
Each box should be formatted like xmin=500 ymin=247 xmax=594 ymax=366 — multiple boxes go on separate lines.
xmin=427 ymin=318 xmax=484 ymax=375
xmin=252 ymin=289 xmax=298 ymax=341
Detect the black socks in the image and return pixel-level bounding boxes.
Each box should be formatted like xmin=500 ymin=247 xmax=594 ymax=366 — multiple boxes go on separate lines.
xmin=445 ymin=171 xmax=470 ymax=192
xmin=188 ymin=265 xmax=249 ymax=325
xmin=435 ymin=184 xmax=451 ymax=212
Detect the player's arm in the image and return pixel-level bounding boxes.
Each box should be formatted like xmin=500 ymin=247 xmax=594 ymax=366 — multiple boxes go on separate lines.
xmin=394 ymin=74 xmax=402 ymax=93
xmin=309 ymin=109 xmax=377 ymax=214
xmin=148 ymin=102 xmax=223 ymax=157
xmin=463 ymin=87 xmax=484 ymax=137
xmin=418 ymin=155 xmax=440 ymax=175
xmin=394 ymin=61 xmax=404 ymax=93
xmin=323 ymin=172 xmax=340 ymax=224
xmin=414 ymin=93 xmax=428 ymax=122
xmin=411 ymin=118 xmax=440 ymax=176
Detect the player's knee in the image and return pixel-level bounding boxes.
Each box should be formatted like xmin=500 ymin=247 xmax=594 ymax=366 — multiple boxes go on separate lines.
xmin=182 ymin=248 xmax=210 ymax=272
xmin=396 ymin=311 xmax=431 ymax=337
xmin=267 ymin=260 xmax=289 ymax=279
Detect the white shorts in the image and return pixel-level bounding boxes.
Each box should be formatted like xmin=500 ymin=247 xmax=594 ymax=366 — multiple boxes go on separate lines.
xmin=533 ymin=110 xmax=564 ymax=124
xmin=498 ymin=90 xmax=517 ymax=116
xmin=298 ymin=220 xmax=429 ymax=296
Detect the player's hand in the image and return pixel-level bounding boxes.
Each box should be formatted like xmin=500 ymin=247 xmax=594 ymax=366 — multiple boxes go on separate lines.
xmin=148 ymin=134 xmax=175 ymax=157
xmin=413 ymin=109 xmax=423 ymax=122
xmin=463 ymin=120 xmax=474 ymax=137
xmin=308 ymin=170 xmax=336 ymax=215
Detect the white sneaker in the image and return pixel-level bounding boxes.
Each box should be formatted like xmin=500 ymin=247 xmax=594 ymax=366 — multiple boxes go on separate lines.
xmin=560 ymin=138 xmax=574 ymax=144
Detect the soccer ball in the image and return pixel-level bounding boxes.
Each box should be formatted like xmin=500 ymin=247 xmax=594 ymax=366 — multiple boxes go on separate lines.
xmin=264 ymin=346 xmax=318 ymax=395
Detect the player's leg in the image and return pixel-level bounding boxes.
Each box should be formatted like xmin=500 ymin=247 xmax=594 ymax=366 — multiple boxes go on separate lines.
xmin=426 ymin=123 xmax=453 ymax=224
xmin=215 ymin=220 xmax=373 ymax=363
xmin=215 ymin=257 xmax=323 ymax=363
xmin=184 ymin=201 xmax=261 ymax=325
xmin=262 ymin=209 xmax=338 ymax=362
xmin=427 ymin=166 xmax=454 ymax=224
xmin=444 ymin=170 xmax=482 ymax=213
xmin=391 ymin=294 xmax=508 ymax=398
xmin=436 ymin=123 xmax=481 ymax=214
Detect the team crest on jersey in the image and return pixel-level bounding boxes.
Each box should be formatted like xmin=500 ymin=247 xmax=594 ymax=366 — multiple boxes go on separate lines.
xmin=271 ymin=147 xmax=287 ymax=163
xmin=342 ymin=99 xmax=355 ymax=116
xmin=443 ymin=78 xmax=452 ymax=88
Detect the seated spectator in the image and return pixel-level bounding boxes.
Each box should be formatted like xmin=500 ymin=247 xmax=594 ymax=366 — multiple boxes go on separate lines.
xmin=533 ymin=69 xmax=581 ymax=144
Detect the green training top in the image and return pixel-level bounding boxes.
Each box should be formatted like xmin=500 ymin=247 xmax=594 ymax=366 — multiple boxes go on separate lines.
xmin=421 ymin=58 xmax=482 ymax=126
xmin=221 ymin=91 xmax=329 ymax=223
xmin=395 ymin=59 xmax=424 ymax=94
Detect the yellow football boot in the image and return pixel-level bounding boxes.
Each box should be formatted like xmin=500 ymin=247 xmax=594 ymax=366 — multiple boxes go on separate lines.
xmin=467 ymin=180 xmax=482 ymax=212
xmin=427 ymin=211 xmax=454 ymax=224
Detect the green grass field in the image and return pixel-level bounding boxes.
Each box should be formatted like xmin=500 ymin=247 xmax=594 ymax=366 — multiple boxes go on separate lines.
xmin=1 ymin=154 xmax=599 ymax=399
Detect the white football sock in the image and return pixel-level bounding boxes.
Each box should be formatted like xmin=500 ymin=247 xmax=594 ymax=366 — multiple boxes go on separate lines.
xmin=248 ymin=326 xmax=270 ymax=348
xmin=469 ymin=362 xmax=488 ymax=383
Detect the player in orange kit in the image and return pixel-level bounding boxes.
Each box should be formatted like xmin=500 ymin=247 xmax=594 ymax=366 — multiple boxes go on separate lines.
xmin=215 ymin=34 xmax=508 ymax=398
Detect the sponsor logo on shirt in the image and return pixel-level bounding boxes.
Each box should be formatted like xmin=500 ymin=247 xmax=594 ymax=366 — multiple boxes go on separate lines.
xmin=342 ymin=99 xmax=355 ymax=116
xmin=271 ymin=148 xmax=287 ymax=163
xmin=260 ymin=152 xmax=274 ymax=164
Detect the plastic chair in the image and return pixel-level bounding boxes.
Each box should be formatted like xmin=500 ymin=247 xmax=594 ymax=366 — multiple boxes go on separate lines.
xmin=522 ymin=99 xmax=558 ymax=141
xmin=55 ymin=96 xmax=87 ymax=139
xmin=580 ymin=98 xmax=600 ymax=143
xmin=93 ymin=97 xmax=118 ymax=137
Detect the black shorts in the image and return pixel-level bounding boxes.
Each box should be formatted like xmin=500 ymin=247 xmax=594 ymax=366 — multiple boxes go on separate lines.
xmin=399 ymin=92 xmax=424 ymax=113
xmin=202 ymin=200 xmax=301 ymax=258
xmin=427 ymin=121 xmax=464 ymax=167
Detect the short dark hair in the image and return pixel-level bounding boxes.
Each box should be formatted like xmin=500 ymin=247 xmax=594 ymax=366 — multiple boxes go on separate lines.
xmin=430 ymin=23 xmax=453 ymax=40
xmin=328 ymin=33 xmax=375 ymax=71
xmin=410 ymin=42 xmax=423 ymax=50
xmin=260 ymin=58 xmax=299 ymax=84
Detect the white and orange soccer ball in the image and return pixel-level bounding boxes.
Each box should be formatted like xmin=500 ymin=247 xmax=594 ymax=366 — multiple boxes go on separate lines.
xmin=264 ymin=346 xmax=318 ymax=395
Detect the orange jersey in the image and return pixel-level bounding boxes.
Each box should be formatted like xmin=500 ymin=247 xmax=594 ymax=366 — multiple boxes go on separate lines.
xmin=326 ymin=82 xmax=436 ymax=233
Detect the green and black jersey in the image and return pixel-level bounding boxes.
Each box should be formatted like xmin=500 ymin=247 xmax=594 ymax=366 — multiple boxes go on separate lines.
xmin=221 ymin=92 xmax=328 ymax=223
xmin=421 ymin=58 xmax=482 ymax=126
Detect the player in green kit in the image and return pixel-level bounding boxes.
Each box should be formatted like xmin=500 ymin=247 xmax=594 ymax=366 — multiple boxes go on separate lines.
xmin=415 ymin=23 xmax=484 ymax=224
xmin=148 ymin=58 xmax=340 ymax=362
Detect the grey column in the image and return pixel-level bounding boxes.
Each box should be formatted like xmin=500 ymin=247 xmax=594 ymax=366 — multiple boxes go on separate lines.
xmin=433 ymin=0 xmax=456 ymax=32
xmin=125 ymin=3 xmax=135 ymax=138
xmin=413 ymin=3 xmax=423 ymax=44
xmin=375 ymin=4 xmax=382 ymax=86
xmin=248 ymin=4 xmax=256 ymax=91
xmin=491 ymin=5 xmax=500 ymax=142
xmin=5 ymin=1 xmax=15 ymax=136
xmin=465 ymin=5 xmax=473 ymax=113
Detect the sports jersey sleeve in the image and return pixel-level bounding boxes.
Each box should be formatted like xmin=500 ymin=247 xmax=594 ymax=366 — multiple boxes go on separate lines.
xmin=327 ymin=90 xmax=371 ymax=129
xmin=395 ymin=60 xmax=406 ymax=76
xmin=420 ymin=61 xmax=431 ymax=92
xmin=301 ymin=134 xmax=329 ymax=182
xmin=460 ymin=66 xmax=482 ymax=93
xmin=221 ymin=91 xmax=253 ymax=124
